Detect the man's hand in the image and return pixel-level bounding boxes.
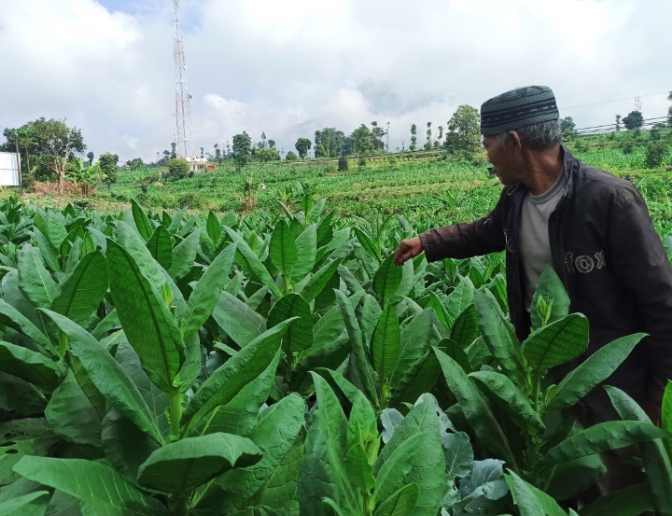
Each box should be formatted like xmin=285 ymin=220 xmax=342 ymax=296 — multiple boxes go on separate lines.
xmin=394 ymin=236 xmax=424 ymax=266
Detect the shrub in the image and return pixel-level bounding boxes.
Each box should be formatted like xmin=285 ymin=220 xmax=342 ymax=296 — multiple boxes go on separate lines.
xmin=167 ymin=158 xmax=190 ymax=180
xmin=645 ymin=141 xmax=669 ymax=168
xmin=285 ymin=151 xmax=298 ymax=161
xmin=326 ymin=163 xmax=338 ymax=174
xmin=177 ymin=193 xmax=205 ymax=209
xmin=338 ymin=156 xmax=349 ymax=172
xmin=358 ymin=157 xmax=366 ymax=167
xmin=621 ymin=141 xmax=634 ymax=155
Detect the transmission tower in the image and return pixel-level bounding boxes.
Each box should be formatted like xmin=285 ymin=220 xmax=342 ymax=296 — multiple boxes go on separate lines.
xmin=173 ymin=0 xmax=194 ymax=158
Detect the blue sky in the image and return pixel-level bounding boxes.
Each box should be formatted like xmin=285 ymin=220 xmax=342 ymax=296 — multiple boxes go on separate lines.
xmin=1 ymin=0 xmax=670 ymax=161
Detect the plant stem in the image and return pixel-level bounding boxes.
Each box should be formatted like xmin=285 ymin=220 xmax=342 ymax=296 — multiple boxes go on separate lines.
xmin=169 ymin=386 xmax=182 ymax=439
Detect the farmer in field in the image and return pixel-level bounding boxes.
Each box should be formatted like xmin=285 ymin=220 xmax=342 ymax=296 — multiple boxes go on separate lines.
xmin=394 ymin=85 xmax=672 ymax=493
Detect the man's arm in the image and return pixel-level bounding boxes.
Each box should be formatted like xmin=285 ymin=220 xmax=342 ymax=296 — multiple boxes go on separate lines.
xmin=607 ymin=187 xmax=672 ymax=406
xmin=417 ymin=188 xmax=509 ymax=263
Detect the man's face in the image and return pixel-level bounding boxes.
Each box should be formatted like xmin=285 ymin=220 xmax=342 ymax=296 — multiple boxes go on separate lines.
xmin=482 ymin=134 xmax=524 ymax=186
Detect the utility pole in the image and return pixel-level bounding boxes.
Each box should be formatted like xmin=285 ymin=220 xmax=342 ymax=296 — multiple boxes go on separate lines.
xmin=13 ymin=133 xmax=22 ymax=196
xmin=173 ymin=0 xmax=194 ymax=158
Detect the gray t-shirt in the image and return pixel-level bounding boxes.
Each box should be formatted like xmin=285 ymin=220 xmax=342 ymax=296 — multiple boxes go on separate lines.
xmin=520 ymin=167 xmax=569 ymax=310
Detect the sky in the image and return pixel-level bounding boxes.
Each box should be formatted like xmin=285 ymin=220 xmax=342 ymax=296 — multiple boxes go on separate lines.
xmin=0 ymin=0 xmax=670 ymax=162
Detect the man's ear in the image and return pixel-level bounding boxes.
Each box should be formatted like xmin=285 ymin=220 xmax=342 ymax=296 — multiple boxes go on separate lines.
xmin=508 ymin=131 xmax=523 ymax=153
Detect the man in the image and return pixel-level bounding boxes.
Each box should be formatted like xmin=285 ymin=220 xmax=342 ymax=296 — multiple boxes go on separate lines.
xmin=394 ymin=85 xmax=672 ymax=492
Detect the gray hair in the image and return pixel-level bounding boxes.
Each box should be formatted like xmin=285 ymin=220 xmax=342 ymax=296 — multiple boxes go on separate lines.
xmin=496 ymin=119 xmax=562 ymax=151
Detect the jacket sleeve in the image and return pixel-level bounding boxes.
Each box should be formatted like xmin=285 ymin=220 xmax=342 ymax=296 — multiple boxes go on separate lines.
xmin=607 ymin=187 xmax=672 ymax=404
xmin=419 ymin=187 xmax=508 ymax=262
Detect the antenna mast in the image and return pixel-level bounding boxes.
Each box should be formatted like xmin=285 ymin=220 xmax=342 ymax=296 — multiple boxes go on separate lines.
xmin=173 ymin=0 xmax=193 ymax=158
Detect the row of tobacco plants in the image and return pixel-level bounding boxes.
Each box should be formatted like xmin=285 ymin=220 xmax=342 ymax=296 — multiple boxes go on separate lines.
xmin=0 ymin=193 xmax=671 ymax=516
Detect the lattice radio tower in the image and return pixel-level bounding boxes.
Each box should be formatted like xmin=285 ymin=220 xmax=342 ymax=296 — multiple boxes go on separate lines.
xmin=173 ymin=0 xmax=194 ymax=158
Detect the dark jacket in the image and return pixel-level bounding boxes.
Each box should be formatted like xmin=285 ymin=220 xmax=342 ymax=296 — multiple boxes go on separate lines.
xmin=419 ymin=146 xmax=672 ymax=405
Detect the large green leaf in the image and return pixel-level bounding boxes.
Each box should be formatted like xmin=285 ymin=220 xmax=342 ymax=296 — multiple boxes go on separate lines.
xmin=374 ymin=432 xmax=430 ymax=505
xmin=450 ymin=304 xmax=479 ymax=349
xmin=530 ymin=266 xmax=570 ymax=330
xmin=0 ymin=418 xmax=58 ymax=486
xmin=17 ymin=244 xmax=58 ymax=308
xmin=605 ymin=386 xmax=672 ymax=515
xmin=373 ymin=396 xmax=446 ymax=516
xmin=52 ymin=251 xmax=108 ymax=323
xmin=538 ymin=420 xmax=671 ymax=471
xmin=0 ymin=299 xmax=56 ymax=357
xmin=292 ymin=224 xmax=317 ymax=283
xmin=212 ymin=290 xmax=267 ymax=348
xmin=0 ymin=341 xmax=61 ymax=391
xmin=444 ymin=276 xmax=475 ymax=320
xmin=45 ymin=369 xmax=101 ymax=447
xmin=522 ymin=313 xmax=588 ymax=376
xmin=578 ymin=482 xmax=655 ymax=516
xmin=392 ymin=308 xmax=442 ymax=386
xmin=0 ymin=491 xmax=50 ymax=516
xmin=13 ymin=456 xmax=168 ymax=516
xmin=224 ymin=226 xmax=283 ymax=298
xmin=300 ymin=258 xmax=341 ymax=303
xmin=298 ymin=373 xmax=359 ymax=516
xmin=503 ymin=471 xmax=545 ymax=516
xmin=199 ymin=352 xmax=280 ymax=437
xmin=372 ymin=303 xmax=401 ymax=388
xmin=101 ymin=343 xmax=169 ymax=480
xmin=469 ymin=371 xmax=545 ymax=435
xmin=219 ymin=394 xmax=306 ymax=512
xmin=29 ymin=227 xmax=60 ymax=273
xmin=131 ymin=199 xmax=153 ymax=241
xmin=270 ymin=219 xmax=298 ymax=281
xmin=206 ymin=211 xmax=221 ymax=245
xmin=267 ymin=293 xmax=313 ymax=355
xmin=664 ymin=381 xmax=672 ymax=459
xmin=113 ymin=221 xmax=167 ymax=289
xmin=106 ymin=239 xmax=185 ymax=393
xmin=137 ymin=432 xmax=261 ymax=494
xmin=146 ymin=226 xmax=173 ymax=270
xmin=472 ymin=289 xmax=524 ymax=384
xmin=433 ymin=348 xmax=518 ymax=469
xmin=443 ymin=431 xmax=473 ymax=480
xmin=545 ymin=334 xmax=645 ymax=412
xmin=42 ymin=309 xmax=164 ymax=445
xmin=374 ymin=484 xmax=419 ymax=516
xmin=354 ymin=228 xmax=381 ymax=261
xmin=168 ymin=228 xmax=200 ymax=280
xmin=181 ymin=318 xmax=295 ymax=435
xmin=180 ymin=243 xmax=237 ymax=342
xmin=334 ymin=289 xmax=379 ymax=410
xmin=43 ymin=210 xmax=68 ymax=250
xmin=389 ymin=352 xmax=441 ymax=408
xmin=373 ymin=256 xmax=402 ymax=307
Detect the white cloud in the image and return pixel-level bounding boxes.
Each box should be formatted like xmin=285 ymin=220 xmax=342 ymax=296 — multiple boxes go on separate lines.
xmin=0 ymin=0 xmax=669 ymax=161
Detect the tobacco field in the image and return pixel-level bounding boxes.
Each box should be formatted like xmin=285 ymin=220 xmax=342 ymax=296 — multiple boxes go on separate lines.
xmin=0 ymin=191 xmax=672 ymax=516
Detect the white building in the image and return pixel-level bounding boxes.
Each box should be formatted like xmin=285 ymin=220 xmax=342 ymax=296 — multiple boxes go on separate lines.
xmin=186 ymin=157 xmax=216 ymax=172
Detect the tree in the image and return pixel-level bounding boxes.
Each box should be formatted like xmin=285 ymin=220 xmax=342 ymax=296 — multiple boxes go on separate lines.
xmin=295 ymin=138 xmax=312 ymax=159
xmin=435 ymin=126 xmax=444 ymax=148
xmin=645 ymin=140 xmax=669 ymax=168
xmin=445 ymin=105 xmax=481 ymax=153
xmin=214 ymin=143 xmax=222 ymax=162
xmin=268 ymin=140 xmax=276 ymax=149
xmin=99 ymin=153 xmax=118 ymax=191
xmin=200 ymin=147 xmax=204 ymax=159
xmin=260 ymin=132 xmax=267 ymax=149
xmin=256 ymin=148 xmax=280 ymax=163
xmin=314 ymin=128 xmax=345 ymax=158
xmin=371 ymin=121 xmax=386 ymax=152
xmin=615 ymin=114 xmax=622 ymax=132
xmin=667 ymin=92 xmax=672 ymax=128
xmin=27 ymin=118 xmax=85 ymax=192
xmin=560 ymin=117 xmax=576 ymax=139
xmin=232 ymin=132 xmax=252 ymax=172
xmin=168 ymin=158 xmax=190 ymax=180
xmin=349 ymin=125 xmax=373 ymax=155
xmin=87 ymin=152 xmax=94 ymax=165
xmin=285 ymin=151 xmax=298 ymax=161
xmin=425 ymin=122 xmax=432 ymax=150
xmin=623 ymin=110 xmax=644 ymax=130
xmin=126 ymin=158 xmax=144 ymax=169
xmin=410 ymin=124 xmax=417 ymax=151
xmin=338 ymin=155 xmax=349 ymax=171
xmin=170 ymin=142 xmax=177 ymax=159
